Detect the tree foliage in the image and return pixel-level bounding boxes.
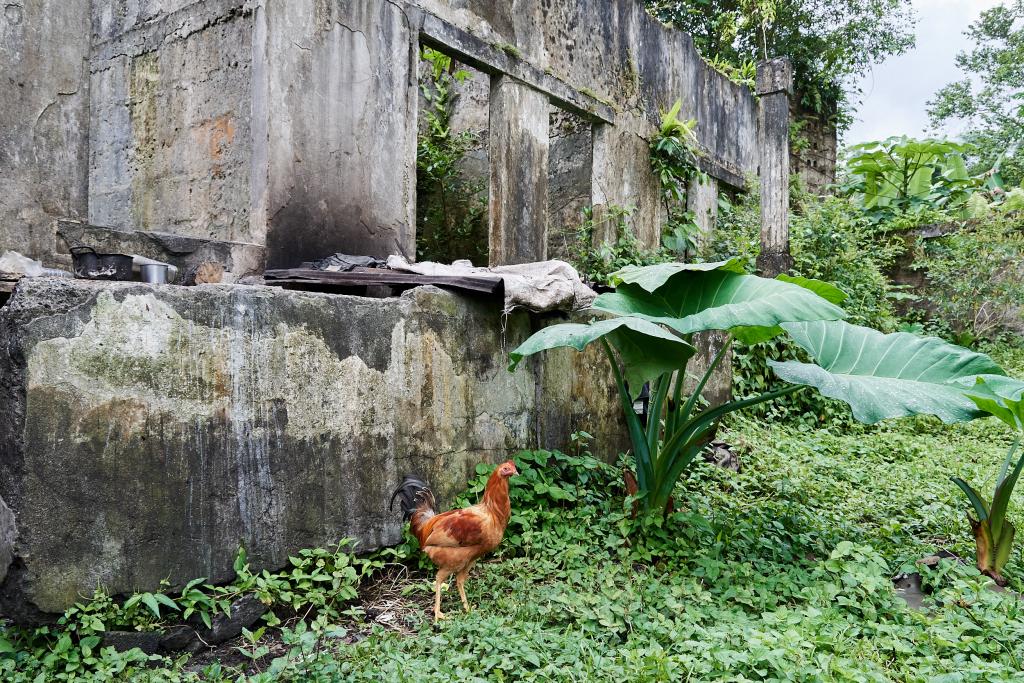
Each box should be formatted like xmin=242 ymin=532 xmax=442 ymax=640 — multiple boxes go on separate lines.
xmin=645 ymin=0 xmax=915 ymax=123
xmin=839 ymin=136 xmax=977 ymax=223
xmin=928 ymin=1 xmax=1024 ymax=187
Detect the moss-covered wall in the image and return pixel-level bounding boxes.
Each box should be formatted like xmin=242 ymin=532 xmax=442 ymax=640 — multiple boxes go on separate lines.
xmin=0 ymin=279 xmax=624 ymax=619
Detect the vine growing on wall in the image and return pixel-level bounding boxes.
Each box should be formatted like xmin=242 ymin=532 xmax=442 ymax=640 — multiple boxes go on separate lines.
xmin=416 ymin=47 xmax=489 ymax=264
xmin=566 ymin=205 xmax=668 ymax=286
xmin=650 ymin=100 xmax=707 ymax=258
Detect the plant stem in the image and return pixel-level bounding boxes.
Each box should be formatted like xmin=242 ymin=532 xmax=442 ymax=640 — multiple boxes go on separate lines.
xmin=601 ymin=338 xmax=653 ymax=492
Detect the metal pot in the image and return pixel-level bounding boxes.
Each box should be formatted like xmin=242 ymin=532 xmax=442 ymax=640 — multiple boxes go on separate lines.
xmin=140 ymin=263 xmax=169 ymax=285
xmin=70 ymin=247 xmax=133 ymax=281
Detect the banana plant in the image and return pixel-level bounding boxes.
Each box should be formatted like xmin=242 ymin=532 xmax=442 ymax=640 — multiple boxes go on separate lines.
xmin=951 ymin=376 xmax=1024 ymax=584
xmin=509 ymin=259 xmax=848 ymax=515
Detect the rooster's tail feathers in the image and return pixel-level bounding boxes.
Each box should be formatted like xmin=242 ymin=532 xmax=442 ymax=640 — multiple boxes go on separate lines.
xmin=390 ymin=476 xmax=435 ymax=521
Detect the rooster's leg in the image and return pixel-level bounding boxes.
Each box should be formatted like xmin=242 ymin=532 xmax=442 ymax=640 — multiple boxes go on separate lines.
xmin=433 ymin=568 xmax=451 ymax=621
xmin=456 ymin=570 xmax=471 ymax=612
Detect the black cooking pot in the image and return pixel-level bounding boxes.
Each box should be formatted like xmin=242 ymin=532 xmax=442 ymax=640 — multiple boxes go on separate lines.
xmin=70 ymin=246 xmax=134 ymax=281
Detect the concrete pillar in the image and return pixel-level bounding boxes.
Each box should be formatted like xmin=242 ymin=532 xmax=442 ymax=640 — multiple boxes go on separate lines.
xmin=256 ymin=0 xmax=419 ymax=268
xmin=687 ymin=174 xmax=719 ymax=251
xmin=755 ymin=58 xmax=793 ymax=277
xmin=488 ymin=76 xmax=549 ymax=265
xmin=591 ymin=123 xmax=662 ymax=251
xmin=683 ymin=174 xmax=730 ymax=408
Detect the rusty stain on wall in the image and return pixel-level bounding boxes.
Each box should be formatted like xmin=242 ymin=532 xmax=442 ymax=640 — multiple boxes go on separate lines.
xmin=197 ymin=114 xmax=237 ymax=178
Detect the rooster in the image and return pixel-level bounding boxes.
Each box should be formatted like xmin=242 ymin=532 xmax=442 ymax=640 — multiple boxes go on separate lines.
xmin=390 ymin=460 xmax=518 ymax=621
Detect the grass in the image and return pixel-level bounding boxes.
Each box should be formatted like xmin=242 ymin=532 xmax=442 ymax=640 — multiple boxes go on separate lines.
xmin=322 ymin=416 xmax=1024 ymax=682
xmin=6 ymin=346 xmax=1024 ymax=681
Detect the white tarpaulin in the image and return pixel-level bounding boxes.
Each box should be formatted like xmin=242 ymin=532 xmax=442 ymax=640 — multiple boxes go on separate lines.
xmin=385 ymin=256 xmax=596 ymax=314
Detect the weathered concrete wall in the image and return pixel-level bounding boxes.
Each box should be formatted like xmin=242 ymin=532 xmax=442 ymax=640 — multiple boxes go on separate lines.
xmin=0 ymin=0 xmax=91 ymax=263
xmin=89 ymin=1 xmax=255 ymax=243
xmin=0 ymin=278 xmax=624 ymax=618
xmin=790 ymin=107 xmax=837 ymax=194
xmin=415 ymin=0 xmax=759 ymax=185
xmin=4 ymin=0 xmax=764 ymax=267
xmin=547 ymin=109 xmax=592 ymax=261
xmin=257 ymin=0 xmax=419 ymax=268
xmin=489 ymin=76 xmax=549 ymax=264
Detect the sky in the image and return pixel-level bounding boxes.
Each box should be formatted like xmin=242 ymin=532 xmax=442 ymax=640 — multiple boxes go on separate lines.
xmin=843 ymin=0 xmax=1006 ymax=146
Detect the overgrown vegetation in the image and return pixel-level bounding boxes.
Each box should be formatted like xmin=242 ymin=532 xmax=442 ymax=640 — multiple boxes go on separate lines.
xmin=649 ymin=100 xmax=706 ymax=258
xmin=565 ymin=205 xmax=668 ymax=286
xmin=928 ymin=0 xmax=1024 ymax=187
xmin=10 ymin=410 xmax=1024 ymax=680
xmin=0 ymin=542 xmax=381 ymax=681
xmin=415 ymin=47 xmax=489 ymax=265
xmin=645 ymin=0 xmax=916 ymax=126
xmin=913 ymin=213 xmax=1024 ymax=346
xmin=566 ymin=100 xmax=708 ymax=285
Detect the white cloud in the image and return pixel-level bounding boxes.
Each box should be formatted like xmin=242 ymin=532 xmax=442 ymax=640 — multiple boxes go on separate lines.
xmin=842 ymin=0 xmax=1007 ymax=146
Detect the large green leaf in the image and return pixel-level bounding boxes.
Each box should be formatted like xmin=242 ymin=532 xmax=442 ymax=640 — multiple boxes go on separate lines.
xmin=594 ymin=265 xmax=847 ymax=337
xmin=731 ymin=275 xmax=849 ymax=345
xmin=959 ymin=375 xmax=1024 ymax=432
xmin=769 ymin=320 xmax=1005 ymax=424
xmin=508 ymin=317 xmax=695 ymax=399
xmin=608 ymin=259 xmax=745 ymax=291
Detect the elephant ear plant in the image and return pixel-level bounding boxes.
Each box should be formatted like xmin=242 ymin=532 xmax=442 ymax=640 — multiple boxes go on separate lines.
xmin=509 ymin=259 xmax=1015 ymax=534
xmin=509 ymin=259 xmax=852 ymax=515
xmin=950 ymin=376 xmax=1024 ymax=585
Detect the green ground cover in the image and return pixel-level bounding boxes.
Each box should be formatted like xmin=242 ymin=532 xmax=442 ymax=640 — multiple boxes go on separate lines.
xmin=6 ymin=347 xmax=1024 ymax=681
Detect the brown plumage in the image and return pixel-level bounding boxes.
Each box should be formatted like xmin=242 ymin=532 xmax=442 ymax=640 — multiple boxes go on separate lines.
xmin=390 ymin=460 xmax=518 ymax=621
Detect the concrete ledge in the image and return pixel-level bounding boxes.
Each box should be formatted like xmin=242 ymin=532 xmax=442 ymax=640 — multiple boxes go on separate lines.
xmin=57 ymin=221 xmax=265 ymax=282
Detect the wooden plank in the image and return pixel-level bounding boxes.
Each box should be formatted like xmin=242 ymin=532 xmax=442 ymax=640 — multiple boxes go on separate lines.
xmin=0 ymin=272 xmax=22 ymax=295
xmin=264 ymin=268 xmax=504 ymax=296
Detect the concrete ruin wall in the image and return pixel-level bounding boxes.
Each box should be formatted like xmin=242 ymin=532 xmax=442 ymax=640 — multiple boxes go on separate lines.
xmin=2 ymin=0 xmax=761 ymax=269
xmin=790 ymin=108 xmax=838 ymax=194
xmin=0 ymin=0 xmax=91 ymax=265
xmin=0 ymin=279 xmax=625 ymax=618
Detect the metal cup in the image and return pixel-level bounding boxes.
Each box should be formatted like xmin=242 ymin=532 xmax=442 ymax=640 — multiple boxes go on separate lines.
xmin=140 ymin=263 xmax=169 ymax=284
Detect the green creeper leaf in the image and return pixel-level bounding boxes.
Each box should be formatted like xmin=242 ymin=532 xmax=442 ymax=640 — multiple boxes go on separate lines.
xmin=508 ymin=317 xmax=695 ymax=399
xmin=154 ymin=593 xmax=180 ymax=612
xmin=141 ymin=594 xmax=162 ymax=619
xmin=770 ymin=320 xmax=1004 ymax=424
xmin=594 ymin=268 xmax=846 ymax=337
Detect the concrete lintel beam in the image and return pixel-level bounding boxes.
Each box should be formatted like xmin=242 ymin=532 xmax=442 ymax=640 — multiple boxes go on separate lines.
xmin=419 ymin=13 xmax=615 ymax=124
